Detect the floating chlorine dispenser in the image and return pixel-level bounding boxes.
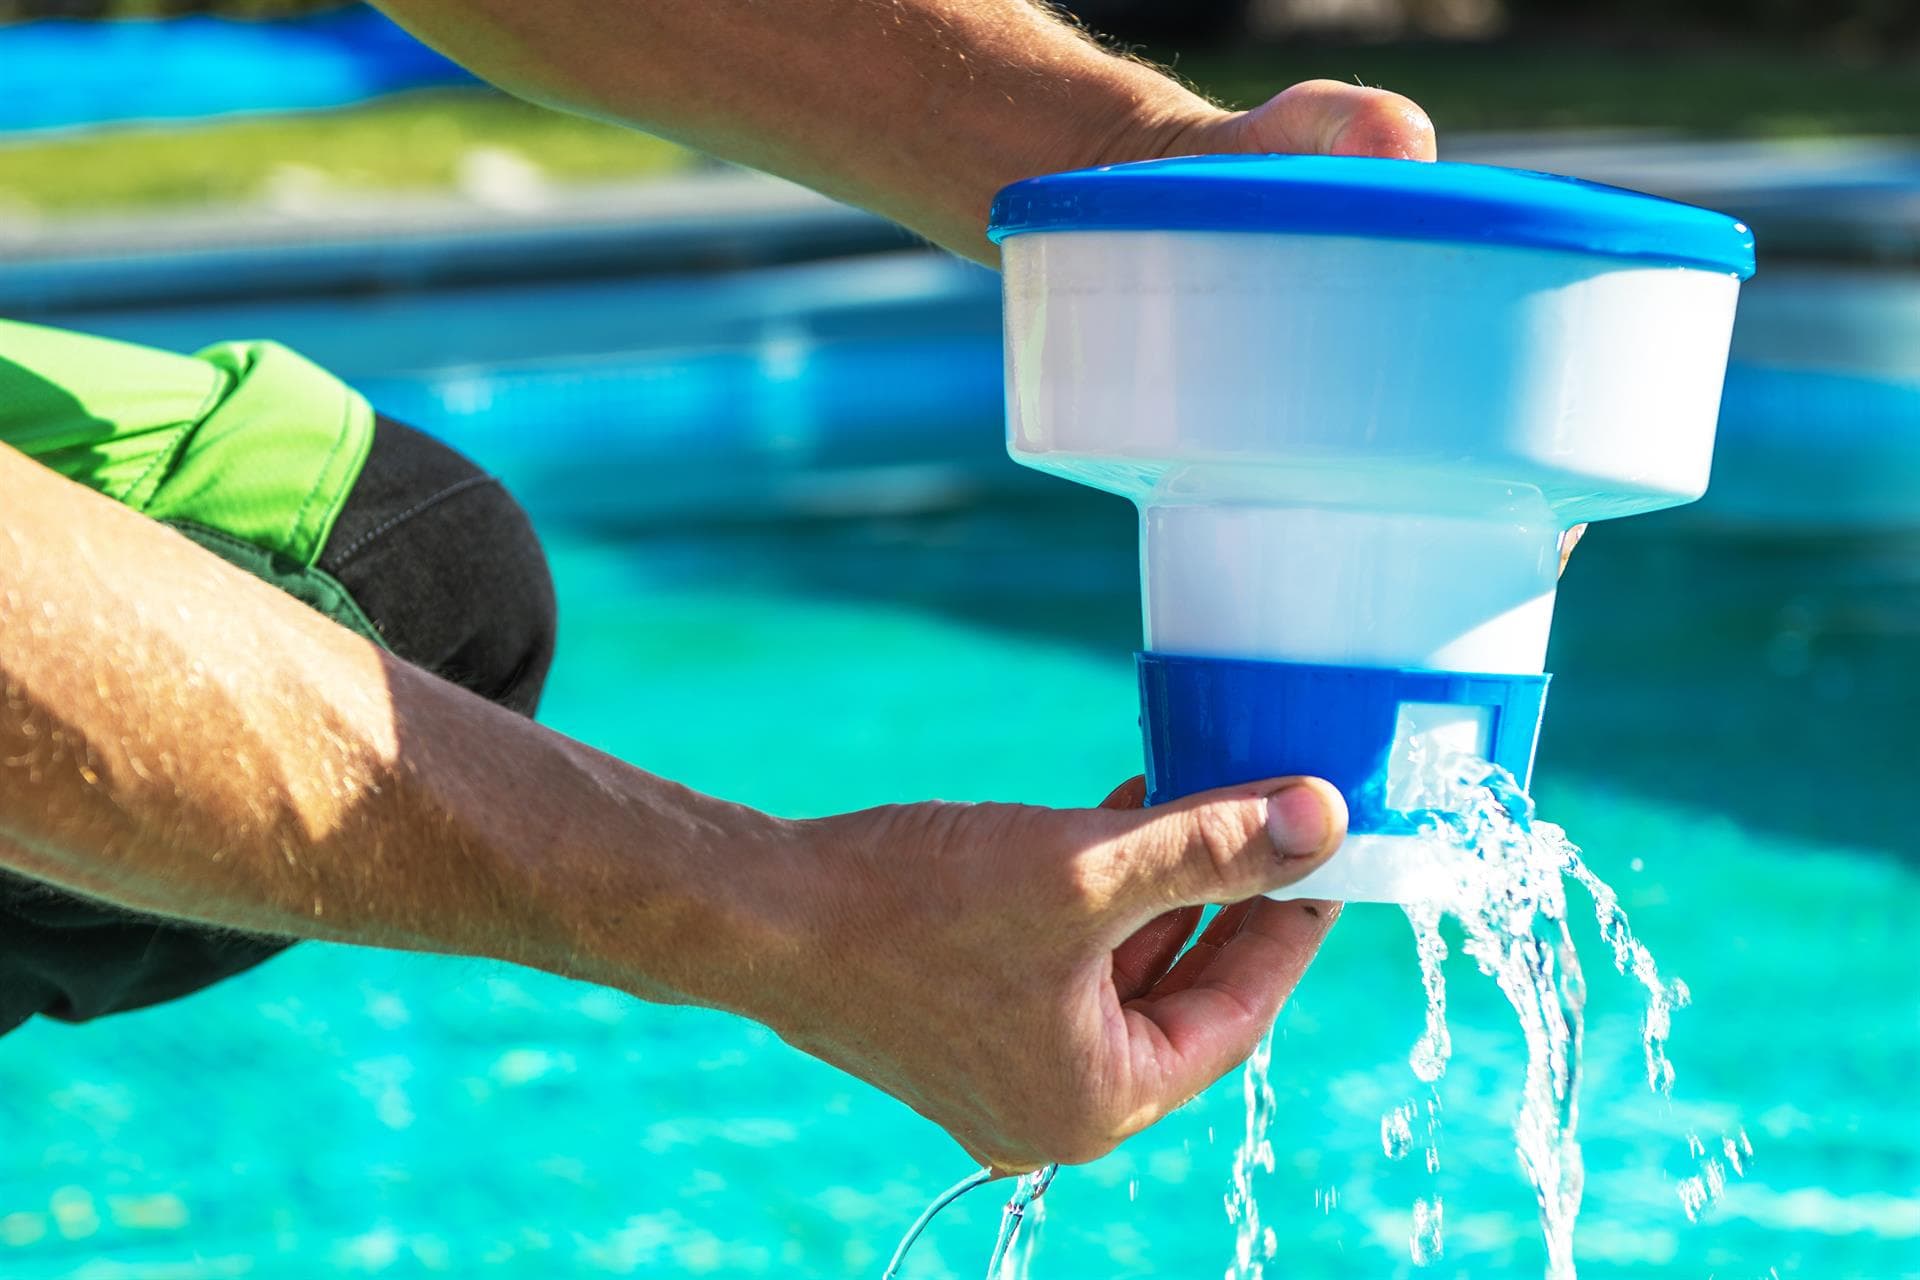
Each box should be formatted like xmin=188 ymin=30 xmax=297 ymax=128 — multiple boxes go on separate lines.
xmin=989 ymin=156 xmax=1756 ymax=904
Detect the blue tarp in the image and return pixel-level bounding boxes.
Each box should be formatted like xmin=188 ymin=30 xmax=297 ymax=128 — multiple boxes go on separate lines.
xmin=0 ymin=7 xmax=473 ymax=134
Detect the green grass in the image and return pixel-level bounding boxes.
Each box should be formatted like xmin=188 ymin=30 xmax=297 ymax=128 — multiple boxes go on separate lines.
xmin=0 ymin=88 xmax=695 ymax=214
xmin=0 ymin=41 xmax=1912 ymax=216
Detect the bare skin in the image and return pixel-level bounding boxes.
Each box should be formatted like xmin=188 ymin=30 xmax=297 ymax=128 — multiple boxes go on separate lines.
xmin=2 ymin=1 xmax=1448 ymax=1171
xmin=372 ymin=0 xmax=1437 ymax=262
xmin=2 ymin=446 xmax=1344 ymax=1171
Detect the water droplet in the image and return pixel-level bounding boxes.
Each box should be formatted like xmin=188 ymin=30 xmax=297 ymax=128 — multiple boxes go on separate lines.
xmin=1410 ymin=1197 xmax=1444 ymax=1265
xmin=1677 ymin=1174 xmax=1710 ymax=1222
xmin=1381 ymin=1107 xmax=1414 ymax=1161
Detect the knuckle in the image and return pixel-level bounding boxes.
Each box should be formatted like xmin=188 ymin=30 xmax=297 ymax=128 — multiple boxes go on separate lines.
xmin=904 ymin=799 xmax=1033 ymax=900
xmin=1032 ymin=816 xmax=1130 ymax=919
xmin=1189 ymin=802 xmax=1258 ymax=896
xmin=969 ymin=803 xmax=1120 ymax=928
xmin=1055 ymin=857 xmax=1112 ymax=918
xmin=820 ymin=799 xmax=1033 ymax=935
xmin=1281 ymin=76 xmax=1347 ymax=100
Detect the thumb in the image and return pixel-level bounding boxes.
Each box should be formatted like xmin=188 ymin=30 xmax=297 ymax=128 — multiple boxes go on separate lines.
xmin=1240 ymin=79 xmax=1437 ymax=162
xmin=1087 ymin=778 xmax=1348 ymax=932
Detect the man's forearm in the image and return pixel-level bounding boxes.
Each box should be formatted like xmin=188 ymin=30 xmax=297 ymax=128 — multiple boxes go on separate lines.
xmin=374 ymin=0 xmax=1219 ymax=262
xmin=0 ymin=451 xmax=1359 ymax=1172
xmin=0 ymin=444 xmax=783 ymax=1006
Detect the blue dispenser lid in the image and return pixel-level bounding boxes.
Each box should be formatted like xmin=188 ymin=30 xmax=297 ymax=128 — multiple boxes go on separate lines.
xmin=988 ymin=155 xmax=1756 ymax=278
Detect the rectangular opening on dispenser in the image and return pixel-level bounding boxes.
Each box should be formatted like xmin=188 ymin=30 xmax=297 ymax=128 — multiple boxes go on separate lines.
xmin=1385 ymin=702 xmax=1494 ymax=813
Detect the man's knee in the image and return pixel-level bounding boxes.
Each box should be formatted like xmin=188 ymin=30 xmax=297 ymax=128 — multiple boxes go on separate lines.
xmin=0 ymin=366 xmax=557 ymax=1032
xmin=318 ymin=416 xmax=557 ymax=718
xmin=1 ymin=325 xmax=556 ymax=716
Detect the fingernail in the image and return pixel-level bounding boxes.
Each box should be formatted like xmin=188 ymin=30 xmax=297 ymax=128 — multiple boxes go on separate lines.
xmin=1266 ymin=781 xmax=1335 ymax=859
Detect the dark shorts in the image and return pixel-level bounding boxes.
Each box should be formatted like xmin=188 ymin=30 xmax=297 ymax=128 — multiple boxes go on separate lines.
xmin=0 ymin=415 xmax=558 ymax=1036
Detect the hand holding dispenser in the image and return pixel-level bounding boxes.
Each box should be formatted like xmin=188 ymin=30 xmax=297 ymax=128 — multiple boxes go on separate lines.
xmin=989 ymin=157 xmax=1755 ymax=903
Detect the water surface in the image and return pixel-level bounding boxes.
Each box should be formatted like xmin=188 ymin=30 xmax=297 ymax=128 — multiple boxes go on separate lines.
xmin=2 ymin=499 xmax=1914 ymax=1278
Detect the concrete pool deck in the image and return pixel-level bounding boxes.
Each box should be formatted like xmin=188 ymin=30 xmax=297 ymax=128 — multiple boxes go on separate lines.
xmin=0 ymin=167 xmax=916 ymax=314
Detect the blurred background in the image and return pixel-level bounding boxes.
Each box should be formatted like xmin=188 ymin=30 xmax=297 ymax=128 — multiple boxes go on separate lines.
xmin=0 ymin=4 xmax=1916 ymax=1279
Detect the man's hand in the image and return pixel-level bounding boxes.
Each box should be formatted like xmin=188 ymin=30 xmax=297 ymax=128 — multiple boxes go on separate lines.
xmin=703 ymin=775 xmax=1348 ymax=1173
xmin=1 ymin=443 xmax=1343 ymax=1172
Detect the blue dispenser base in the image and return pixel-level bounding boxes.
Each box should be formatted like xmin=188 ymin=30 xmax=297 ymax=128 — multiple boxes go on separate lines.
xmin=1138 ymin=653 xmax=1550 ymax=833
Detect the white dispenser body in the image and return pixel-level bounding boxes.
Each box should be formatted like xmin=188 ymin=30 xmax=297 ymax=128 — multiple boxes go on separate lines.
xmin=1005 ymin=230 xmax=1742 ymax=673
xmin=1001 ymin=228 xmax=1746 ymax=904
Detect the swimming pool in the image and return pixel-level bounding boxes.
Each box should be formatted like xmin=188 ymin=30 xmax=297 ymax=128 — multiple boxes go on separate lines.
xmin=2 ymin=224 xmax=1916 ymax=1278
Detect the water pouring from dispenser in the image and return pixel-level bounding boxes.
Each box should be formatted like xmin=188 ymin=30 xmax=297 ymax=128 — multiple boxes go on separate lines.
xmin=989 ymin=155 xmax=1756 ymax=905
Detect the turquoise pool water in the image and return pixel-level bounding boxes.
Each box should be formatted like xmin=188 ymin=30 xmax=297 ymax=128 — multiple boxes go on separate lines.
xmin=3 ymin=486 xmax=1915 ymax=1278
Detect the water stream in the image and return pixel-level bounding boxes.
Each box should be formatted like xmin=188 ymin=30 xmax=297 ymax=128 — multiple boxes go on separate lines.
xmin=1252 ymin=754 xmax=1741 ymax=1278
xmin=1224 ymin=1027 xmax=1279 ymax=1277
xmin=985 ymin=1167 xmax=1053 ymax=1278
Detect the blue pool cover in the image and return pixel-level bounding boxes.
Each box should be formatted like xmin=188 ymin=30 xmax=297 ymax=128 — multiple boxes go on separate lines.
xmin=0 ymin=7 xmax=471 ymax=134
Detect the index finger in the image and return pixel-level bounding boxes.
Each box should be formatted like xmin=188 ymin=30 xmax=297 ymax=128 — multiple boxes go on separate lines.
xmin=1119 ymin=897 xmax=1338 ymax=1121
